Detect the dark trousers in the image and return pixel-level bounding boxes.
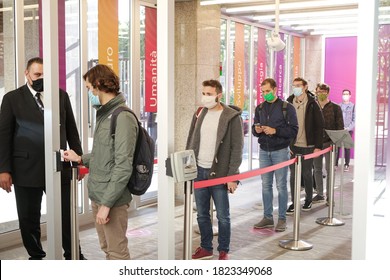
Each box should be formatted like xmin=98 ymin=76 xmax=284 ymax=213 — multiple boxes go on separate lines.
xmin=290 ymin=146 xmax=315 ymax=203
xmin=14 ymin=168 xmax=83 ymax=260
xmin=336 ymin=131 xmax=353 ymax=166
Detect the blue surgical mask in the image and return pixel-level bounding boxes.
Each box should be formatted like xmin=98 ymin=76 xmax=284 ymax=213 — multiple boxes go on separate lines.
xmin=88 ymin=91 xmax=100 ymax=106
xmin=292 ymin=87 xmax=303 ymax=97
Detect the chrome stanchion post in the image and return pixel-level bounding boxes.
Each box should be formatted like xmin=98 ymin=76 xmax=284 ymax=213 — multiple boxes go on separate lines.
xmin=279 ymin=154 xmax=313 ymax=250
xmin=183 ymin=180 xmax=194 ymax=260
xmin=210 ymin=198 xmax=218 ymax=236
xmin=70 ymin=167 xmax=80 ymax=260
xmin=316 ymin=144 xmax=344 ymax=226
xmin=336 ymin=142 xmax=350 ymax=217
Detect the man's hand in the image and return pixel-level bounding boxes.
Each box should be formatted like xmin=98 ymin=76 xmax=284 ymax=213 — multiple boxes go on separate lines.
xmin=96 ymin=205 xmax=111 ymax=225
xmin=254 ymin=124 xmax=264 ymax=134
xmin=262 ymin=126 xmax=276 ymax=135
xmin=0 ymin=172 xmax=13 ymax=193
xmin=226 ymin=182 xmax=238 ymax=194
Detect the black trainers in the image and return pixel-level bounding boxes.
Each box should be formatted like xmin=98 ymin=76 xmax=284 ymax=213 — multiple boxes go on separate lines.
xmin=312 ymin=195 xmax=325 ymax=204
xmin=302 ymin=200 xmax=312 ymax=211
xmin=286 ymin=204 xmax=294 ymax=215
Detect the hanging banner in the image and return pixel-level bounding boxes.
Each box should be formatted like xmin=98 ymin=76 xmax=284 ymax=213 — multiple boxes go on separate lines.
xmin=234 ymin=22 xmax=245 ymax=109
xmin=98 ymin=0 xmax=119 ymax=74
xmin=293 ymin=37 xmax=301 ymax=78
xmin=257 ymin=28 xmax=267 ymax=105
xmin=275 ymin=33 xmax=285 ymax=99
xmin=145 ymin=7 xmax=157 ymax=113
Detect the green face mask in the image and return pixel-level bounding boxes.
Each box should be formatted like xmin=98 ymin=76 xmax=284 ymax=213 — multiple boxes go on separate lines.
xmin=263 ymin=91 xmax=275 ymax=102
xmin=318 ymin=93 xmax=327 ymax=102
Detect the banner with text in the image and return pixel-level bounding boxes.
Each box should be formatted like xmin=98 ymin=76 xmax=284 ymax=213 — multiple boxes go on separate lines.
xmin=293 ymin=36 xmax=301 ymax=79
xmin=234 ymin=22 xmax=245 ymax=109
xmin=274 ymin=33 xmax=285 ymax=98
xmin=145 ymin=7 xmax=157 ymax=113
xmin=98 ymin=0 xmax=119 ymax=74
xmin=256 ymin=28 xmax=267 ymax=105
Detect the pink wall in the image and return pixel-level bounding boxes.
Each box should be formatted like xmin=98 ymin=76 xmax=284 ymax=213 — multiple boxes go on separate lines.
xmin=324 ymin=36 xmax=357 ymax=104
xmin=324 ymin=36 xmax=357 ymax=159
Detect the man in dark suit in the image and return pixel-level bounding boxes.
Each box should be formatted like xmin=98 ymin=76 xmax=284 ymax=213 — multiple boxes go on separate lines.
xmin=0 ymin=57 xmax=86 ymax=260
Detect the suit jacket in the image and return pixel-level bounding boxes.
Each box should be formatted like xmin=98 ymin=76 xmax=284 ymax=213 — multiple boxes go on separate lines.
xmin=0 ymin=84 xmax=82 ymax=187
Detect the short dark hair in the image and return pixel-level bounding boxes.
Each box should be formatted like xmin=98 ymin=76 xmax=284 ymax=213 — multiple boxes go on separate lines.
xmin=26 ymin=57 xmax=43 ymax=70
xmin=261 ymin=78 xmax=277 ymax=88
xmin=293 ymin=77 xmax=308 ymax=87
xmin=83 ymin=64 xmax=120 ymax=94
xmin=316 ymin=82 xmax=330 ymax=93
xmin=202 ymin=79 xmax=222 ymax=94
xmin=342 ymin=89 xmax=351 ymax=95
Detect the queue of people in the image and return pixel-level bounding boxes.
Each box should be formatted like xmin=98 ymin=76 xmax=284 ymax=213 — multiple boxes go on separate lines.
xmin=0 ymin=57 xmax=354 ymax=260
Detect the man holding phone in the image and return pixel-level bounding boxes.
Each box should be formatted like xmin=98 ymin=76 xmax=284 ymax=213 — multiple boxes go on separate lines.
xmin=252 ymin=78 xmax=298 ymax=232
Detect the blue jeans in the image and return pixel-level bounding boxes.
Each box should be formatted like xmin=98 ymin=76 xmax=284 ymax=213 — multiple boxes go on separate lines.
xmin=259 ymin=148 xmax=289 ymax=220
xmin=194 ymin=166 xmax=230 ymax=253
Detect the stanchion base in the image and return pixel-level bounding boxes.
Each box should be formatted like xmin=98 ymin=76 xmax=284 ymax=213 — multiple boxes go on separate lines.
xmin=279 ymin=239 xmax=313 ymax=251
xmin=316 ymin=217 xmax=345 ymax=226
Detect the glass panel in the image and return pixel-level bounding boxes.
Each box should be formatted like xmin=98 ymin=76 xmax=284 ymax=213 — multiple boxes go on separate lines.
xmin=220 ymin=19 xmax=227 ymax=95
xmin=65 ymin=0 xmax=83 ymax=214
xmin=251 ymin=28 xmax=259 ymax=169
xmin=24 ymin=0 xmax=39 ymax=61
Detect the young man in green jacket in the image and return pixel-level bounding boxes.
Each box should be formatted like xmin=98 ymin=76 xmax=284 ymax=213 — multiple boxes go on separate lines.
xmin=64 ymin=64 xmax=138 ymax=260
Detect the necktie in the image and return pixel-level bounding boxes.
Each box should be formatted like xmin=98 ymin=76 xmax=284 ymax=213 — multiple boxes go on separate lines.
xmin=35 ymin=92 xmax=44 ymax=112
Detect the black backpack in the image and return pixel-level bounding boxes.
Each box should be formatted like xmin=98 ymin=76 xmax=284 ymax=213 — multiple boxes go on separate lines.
xmin=110 ymin=107 xmax=155 ymax=196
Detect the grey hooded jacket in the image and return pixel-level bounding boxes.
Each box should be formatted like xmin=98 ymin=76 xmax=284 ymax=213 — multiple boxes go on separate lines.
xmin=186 ymin=103 xmax=244 ymax=180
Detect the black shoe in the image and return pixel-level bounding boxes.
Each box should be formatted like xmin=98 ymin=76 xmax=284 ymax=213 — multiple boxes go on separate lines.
xmin=312 ymin=195 xmax=325 ymax=204
xmin=286 ymin=204 xmax=294 ymax=215
xmin=302 ymin=200 xmax=312 ymax=211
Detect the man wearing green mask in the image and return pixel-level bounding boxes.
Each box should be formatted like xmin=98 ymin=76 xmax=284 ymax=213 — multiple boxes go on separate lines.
xmin=286 ymin=77 xmax=324 ymax=213
xmin=252 ymin=78 xmax=298 ymax=232
xmin=312 ymin=83 xmax=344 ymax=205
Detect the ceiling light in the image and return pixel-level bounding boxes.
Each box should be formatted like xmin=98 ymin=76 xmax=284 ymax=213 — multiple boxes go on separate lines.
xmin=253 ymin=9 xmax=358 ymax=21
xmin=200 ymin=0 xmax=258 ymax=5
xmin=292 ymin=23 xmax=358 ymax=30
xmin=279 ymin=17 xmax=358 ymax=26
xmin=310 ymin=29 xmax=357 ymax=36
xmin=227 ymin=0 xmax=358 ymax=13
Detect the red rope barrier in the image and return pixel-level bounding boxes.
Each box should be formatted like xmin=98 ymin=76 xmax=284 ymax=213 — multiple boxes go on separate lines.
xmin=193 ymin=146 xmax=333 ymax=189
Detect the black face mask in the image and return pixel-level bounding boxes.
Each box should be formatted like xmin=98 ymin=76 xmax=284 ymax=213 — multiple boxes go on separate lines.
xmin=31 ymin=78 xmax=44 ymax=92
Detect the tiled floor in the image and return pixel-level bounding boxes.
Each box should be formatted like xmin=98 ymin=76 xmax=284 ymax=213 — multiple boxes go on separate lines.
xmin=0 ymin=164 xmax=363 ymax=260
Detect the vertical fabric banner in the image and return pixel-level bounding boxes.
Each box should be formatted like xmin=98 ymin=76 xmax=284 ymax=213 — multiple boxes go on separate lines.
xmin=145 ymin=7 xmax=157 ymax=113
xmin=234 ymin=22 xmax=245 ymax=109
xmin=257 ymin=28 xmax=266 ymax=105
xmin=293 ymin=36 xmax=301 ymax=79
xmin=98 ymin=0 xmax=119 ymax=74
xmin=274 ymin=33 xmax=285 ymax=98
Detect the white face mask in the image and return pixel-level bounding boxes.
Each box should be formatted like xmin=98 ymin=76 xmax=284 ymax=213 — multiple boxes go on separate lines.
xmin=292 ymin=87 xmax=303 ymax=97
xmin=201 ymin=95 xmax=218 ymax=109
xmin=342 ymin=95 xmax=350 ymax=102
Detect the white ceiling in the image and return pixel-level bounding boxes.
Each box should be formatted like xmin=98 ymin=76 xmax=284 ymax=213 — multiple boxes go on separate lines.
xmin=200 ymin=0 xmax=390 ymax=36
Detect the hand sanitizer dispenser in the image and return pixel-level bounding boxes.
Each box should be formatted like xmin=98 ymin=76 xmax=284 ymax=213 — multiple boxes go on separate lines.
xmin=170 ymin=150 xmax=197 ymax=183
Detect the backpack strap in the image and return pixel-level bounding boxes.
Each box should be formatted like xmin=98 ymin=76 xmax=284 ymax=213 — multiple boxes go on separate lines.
xmin=282 ymin=101 xmax=288 ymax=121
xmin=110 ymin=106 xmax=140 ymax=138
xmin=196 ymin=106 xmax=204 ymax=118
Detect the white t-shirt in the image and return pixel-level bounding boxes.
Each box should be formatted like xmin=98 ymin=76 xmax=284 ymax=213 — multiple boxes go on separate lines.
xmin=197 ymin=109 xmax=223 ymax=168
